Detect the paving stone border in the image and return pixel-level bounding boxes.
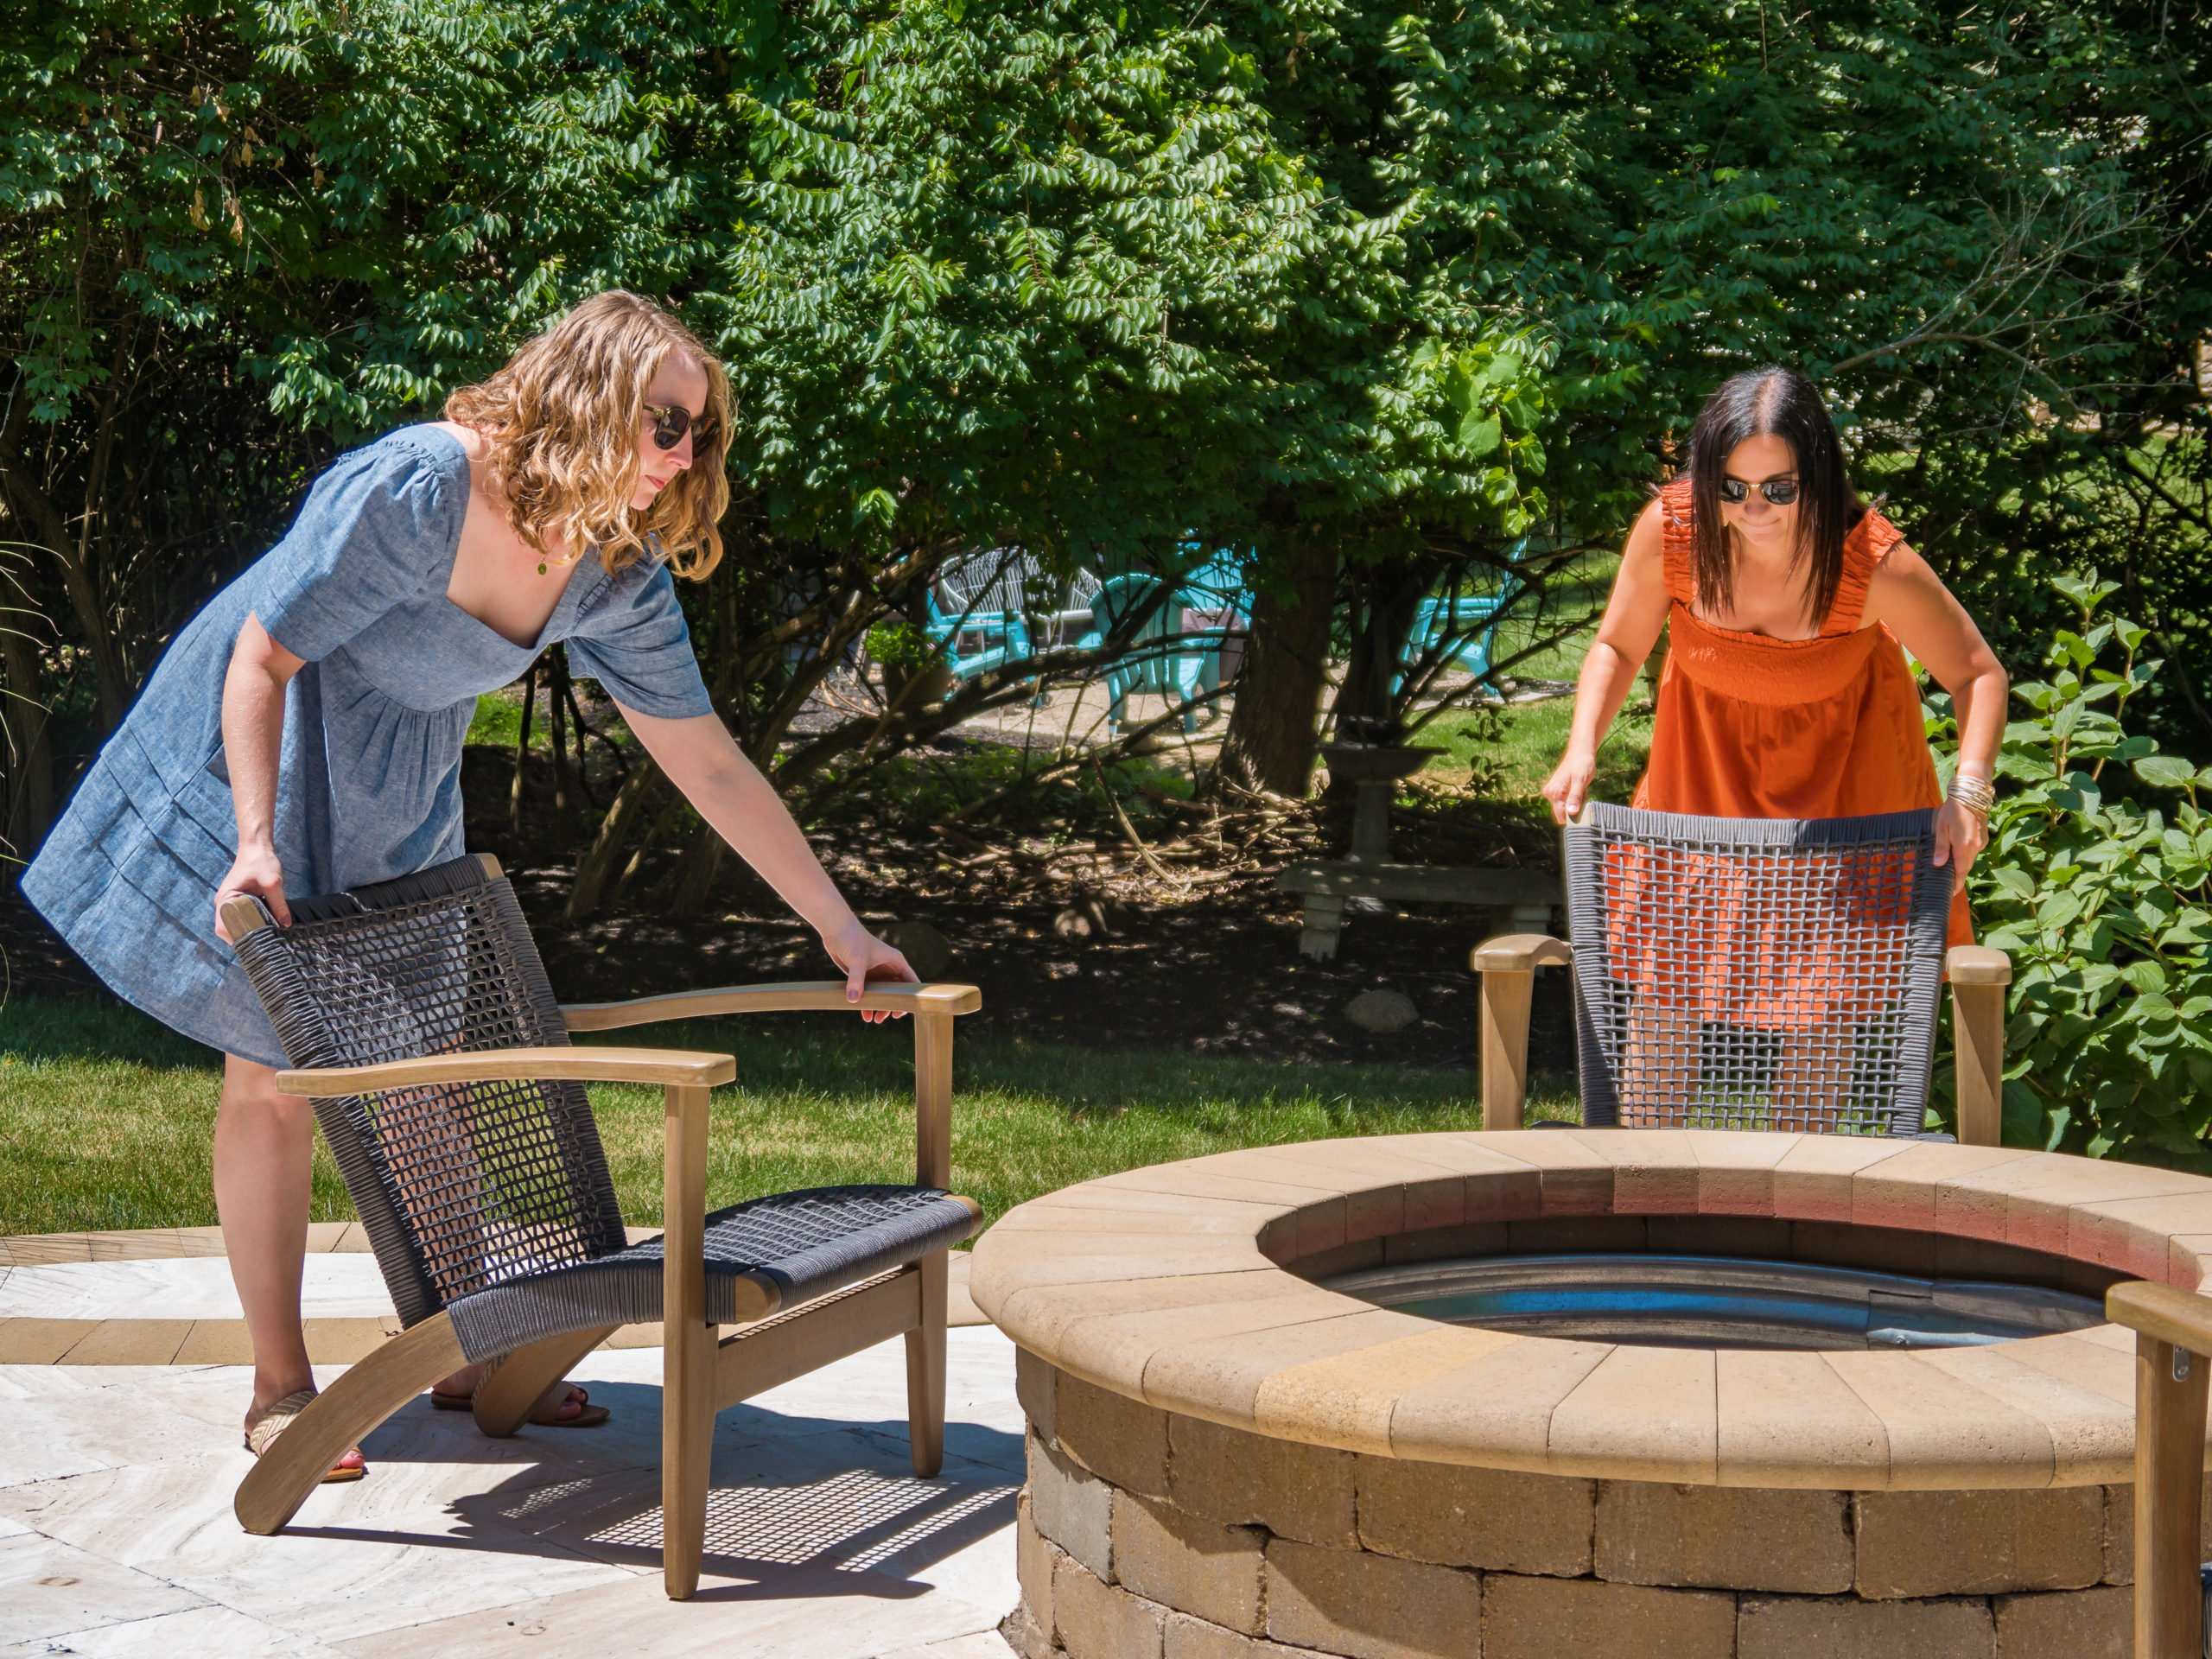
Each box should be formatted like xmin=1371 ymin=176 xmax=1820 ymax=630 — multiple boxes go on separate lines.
xmin=0 ymin=1224 xmax=984 ymax=1363
xmin=973 ymin=1129 xmax=2212 ymax=1658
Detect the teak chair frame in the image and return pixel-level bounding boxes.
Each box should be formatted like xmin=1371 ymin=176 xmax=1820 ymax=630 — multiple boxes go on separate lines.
xmin=222 ymin=861 xmax=980 ymax=1601
xmin=2107 ymin=1281 xmax=2212 ymax=1658
xmin=1470 ymin=808 xmax=2012 ymax=1145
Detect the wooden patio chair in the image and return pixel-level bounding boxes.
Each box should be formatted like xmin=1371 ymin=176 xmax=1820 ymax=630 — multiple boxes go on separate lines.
xmin=2107 ymin=1280 xmax=2212 ymax=1657
xmin=1471 ymin=804 xmax=2011 ymax=1144
xmin=220 ymin=853 xmax=981 ymax=1599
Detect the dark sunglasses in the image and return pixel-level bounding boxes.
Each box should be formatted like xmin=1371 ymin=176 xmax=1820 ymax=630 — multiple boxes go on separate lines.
xmin=643 ymin=402 xmax=715 ymax=452
xmin=1719 ymin=476 xmax=1800 ymax=506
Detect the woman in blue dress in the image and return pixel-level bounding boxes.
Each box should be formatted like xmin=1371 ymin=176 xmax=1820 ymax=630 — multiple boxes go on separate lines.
xmin=23 ymin=292 xmax=916 ymax=1478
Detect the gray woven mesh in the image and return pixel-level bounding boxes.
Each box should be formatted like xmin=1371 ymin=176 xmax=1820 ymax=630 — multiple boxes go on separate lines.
xmin=446 ymin=1186 xmax=979 ymax=1362
xmin=231 ymin=855 xmax=976 ymax=1362
xmin=231 ymin=857 xmax=625 ymax=1329
xmin=1563 ymin=805 xmax=1954 ymax=1136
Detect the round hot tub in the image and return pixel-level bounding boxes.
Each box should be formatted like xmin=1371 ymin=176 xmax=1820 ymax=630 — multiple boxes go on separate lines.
xmin=1326 ymin=1253 xmax=2107 ymax=1351
xmin=974 ymin=1130 xmax=2212 ymax=1659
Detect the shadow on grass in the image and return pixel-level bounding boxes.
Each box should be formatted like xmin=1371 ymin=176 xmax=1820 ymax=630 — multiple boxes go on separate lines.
xmin=0 ymin=993 xmax=220 ymax=1071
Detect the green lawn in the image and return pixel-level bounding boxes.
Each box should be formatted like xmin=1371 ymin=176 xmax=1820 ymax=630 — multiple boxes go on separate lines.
xmin=0 ymin=997 xmax=1576 ymax=1237
xmin=1413 ymin=560 xmax=1651 ymax=810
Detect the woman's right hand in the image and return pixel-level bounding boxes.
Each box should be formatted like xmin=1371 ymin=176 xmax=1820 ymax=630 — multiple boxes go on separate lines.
xmin=213 ymin=844 xmax=290 ymax=942
xmin=1541 ymin=747 xmax=1599 ymax=826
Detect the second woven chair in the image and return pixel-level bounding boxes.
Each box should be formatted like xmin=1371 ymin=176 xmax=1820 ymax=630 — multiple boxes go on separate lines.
xmin=1471 ymin=804 xmax=2012 ymax=1144
xmin=222 ymin=853 xmax=981 ymax=1599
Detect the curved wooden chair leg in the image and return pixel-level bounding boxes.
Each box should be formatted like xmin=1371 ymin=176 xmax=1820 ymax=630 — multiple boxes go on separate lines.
xmin=906 ymin=1249 xmax=948 ymax=1478
xmin=473 ymin=1325 xmax=620 ymax=1438
xmin=235 ymin=1313 xmax=467 ymax=1536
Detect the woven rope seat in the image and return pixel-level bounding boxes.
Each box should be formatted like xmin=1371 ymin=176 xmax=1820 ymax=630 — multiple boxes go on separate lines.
xmin=447 ymin=1185 xmax=975 ymax=1359
xmin=221 ymin=852 xmax=982 ymax=1599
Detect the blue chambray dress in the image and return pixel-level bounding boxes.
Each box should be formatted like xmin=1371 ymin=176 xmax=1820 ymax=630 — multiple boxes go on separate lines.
xmin=22 ymin=424 xmax=714 ymax=1067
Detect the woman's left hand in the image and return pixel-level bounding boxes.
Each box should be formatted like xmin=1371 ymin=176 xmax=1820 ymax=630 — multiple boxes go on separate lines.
xmin=826 ymin=920 xmax=918 ymax=1022
xmin=1933 ymin=800 xmax=1988 ymax=874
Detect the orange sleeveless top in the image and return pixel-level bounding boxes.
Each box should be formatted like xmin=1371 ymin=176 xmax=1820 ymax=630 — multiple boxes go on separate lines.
xmin=1634 ymin=480 xmax=1972 ymax=947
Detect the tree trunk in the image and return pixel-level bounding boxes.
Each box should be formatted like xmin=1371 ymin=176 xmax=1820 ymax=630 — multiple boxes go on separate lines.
xmin=0 ymin=625 xmax=54 ymax=856
xmin=1335 ymin=563 xmax=1429 ymax=741
xmin=1210 ymin=537 xmax=1337 ymax=798
xmin=565 ymin=760 xmax=663 ymax=922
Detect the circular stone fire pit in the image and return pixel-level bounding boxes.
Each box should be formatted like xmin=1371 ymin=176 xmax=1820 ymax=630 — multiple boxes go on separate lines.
xmin=970 ymin=1130 xmax=2212 ymax=1659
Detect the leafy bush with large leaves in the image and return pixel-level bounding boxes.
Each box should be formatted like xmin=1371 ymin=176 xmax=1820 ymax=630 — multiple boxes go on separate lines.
xmin=1960 ymin=575 xmax=2212 ymax=1164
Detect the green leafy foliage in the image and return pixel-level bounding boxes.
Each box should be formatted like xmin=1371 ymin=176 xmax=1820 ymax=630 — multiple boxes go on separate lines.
xmin=1959 ymin=575 xmax=2212 ymax=1163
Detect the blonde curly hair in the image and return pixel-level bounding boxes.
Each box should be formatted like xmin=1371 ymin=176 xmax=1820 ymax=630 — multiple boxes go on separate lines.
xmin=443 ymin=291 xmax=730 ymax=581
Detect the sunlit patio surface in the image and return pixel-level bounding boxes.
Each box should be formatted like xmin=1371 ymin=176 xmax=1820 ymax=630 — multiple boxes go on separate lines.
xmin=0 ymin=1241 xmax=1018 ymax=1659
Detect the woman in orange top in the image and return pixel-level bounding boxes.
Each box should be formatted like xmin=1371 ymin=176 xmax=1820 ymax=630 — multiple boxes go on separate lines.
xmin=1545 ymin=365 xmax=2005 ymax=906
xmin=1543 ymin=367 xmax=2005 ymax=1125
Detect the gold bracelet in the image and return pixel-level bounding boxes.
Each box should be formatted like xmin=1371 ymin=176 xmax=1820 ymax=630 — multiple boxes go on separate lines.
xmin=1947 ymin=772 xmax=1995 ymax=817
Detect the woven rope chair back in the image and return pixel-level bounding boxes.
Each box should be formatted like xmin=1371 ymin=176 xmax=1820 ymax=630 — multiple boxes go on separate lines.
xmin=1563 ymin=804 xmax=1955 ymax=1136
xmin=231 ymin=855 xmax=626 ymax=1328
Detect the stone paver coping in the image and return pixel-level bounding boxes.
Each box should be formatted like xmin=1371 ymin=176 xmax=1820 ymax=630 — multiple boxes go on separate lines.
xmin=969 ymin=1128 xmax=2212 ymax=1491
xmin=1 ymin=1224 xmax=984 ymax=1365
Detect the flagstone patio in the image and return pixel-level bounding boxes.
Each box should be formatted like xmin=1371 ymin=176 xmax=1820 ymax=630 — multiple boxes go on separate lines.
xmin=0 ymin=1239 xmax=1019 ymax=1659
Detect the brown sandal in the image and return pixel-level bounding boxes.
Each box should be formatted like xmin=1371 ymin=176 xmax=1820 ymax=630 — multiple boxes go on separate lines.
xmin=429 ymin=1376 xmax=609 ymax=1428
xmin=245 ymin=1389 xmax=366 ymax=1483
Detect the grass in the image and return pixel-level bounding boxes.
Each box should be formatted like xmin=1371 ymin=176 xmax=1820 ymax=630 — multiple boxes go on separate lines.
xmin=0 ymin=997 xmax=1577 ymax=1238
xmin=1411 ymin=562 xmax=1652 ymax=810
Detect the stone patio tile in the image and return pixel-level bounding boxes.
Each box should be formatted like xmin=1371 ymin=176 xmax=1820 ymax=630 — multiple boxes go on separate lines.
xmin=1388 ymin=1338 xmax=1613 ymax=1474
xmin=1849 ymin=1144 xmax=2037 ymax=1233
xmin=0 ymin=1235 xmax=95 ymax=1266
xmin=0 ymin=1601 xmax=353 ymax=1658
xmin=1714 ymin=1350 xmax=1891 ymax=1490
xmin=1562 ymin=1128 xmax=1704 ymax=1215
xmin=2 ymin=1448 xmax=633 ymax=1644
xmin=331 ymin=1567 xmax=1007 ymax=1659
xmin=1548 ymin=1345 xmax=1718 ymax=1484
xmin=988 ymin=1274 xmax=1285 ymax=1366
xmin=56 ymin=1321 xmax=195 ymax=1366
xmin=1141 ymin=1307 xmax=1440 ymax=1427
xmin=0 ymin=1319 xmax=99 ymax=1363
xmin=0 ymin=1529 xmax=208 ymax=1646
xmin=1459 ymin=1129 xmax=1616 ymax=1217
xmin=1821 ymin=1351 xmax=2055 ymax=1490
xmin=1770 ymin=1137 xmax=1922 ymax=1225
xmin=0 ymin=1256 xmax=395 ymax=1324
xmin=1251 ymin=1325 xmax=1520 ymax=1455
xmin=0 ymin=1370 xmax=240 ymax=1491
xmin=1916 ymin=1344 xmax=2134 ymax=1485
xmin=876 ymin=1635 xmax=1018 ymax=1659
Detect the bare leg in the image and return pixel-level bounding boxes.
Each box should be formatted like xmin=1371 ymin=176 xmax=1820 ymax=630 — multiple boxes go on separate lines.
xmin=215 ymin=1055 xmax=321 ymax=1424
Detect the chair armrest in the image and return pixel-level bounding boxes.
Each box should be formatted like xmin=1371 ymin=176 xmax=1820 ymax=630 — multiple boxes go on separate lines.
xmin=1471 ymin=934 xmax=1573 ymax=974
xmin=2109 ymin=1281 xmax=2212 ymax=1357
xmin=276 ymin=1046 xmax=735 ymax=1096
xmin=1946 ymin=945 xmax=2012 ymax=986
xmin=563 ymin=981 xmax=982 ymax=1033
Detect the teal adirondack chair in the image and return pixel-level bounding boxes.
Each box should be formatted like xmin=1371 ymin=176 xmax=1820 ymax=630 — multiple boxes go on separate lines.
xmin=1077 ymin=571 xmax=1249 ymax=736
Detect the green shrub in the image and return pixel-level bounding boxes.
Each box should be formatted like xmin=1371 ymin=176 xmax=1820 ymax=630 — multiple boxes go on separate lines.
xmin=1958 ymin=575 xmax=2212 ymax=1164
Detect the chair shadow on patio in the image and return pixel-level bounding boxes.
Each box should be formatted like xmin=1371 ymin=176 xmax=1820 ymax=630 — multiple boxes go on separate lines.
xmin=294 ymin=1384 xmax=1024 ymax=1601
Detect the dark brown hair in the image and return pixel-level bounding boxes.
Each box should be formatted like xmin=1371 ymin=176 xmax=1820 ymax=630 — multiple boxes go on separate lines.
xmin=1684 ymin=366 xmax=1856 ymax=627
